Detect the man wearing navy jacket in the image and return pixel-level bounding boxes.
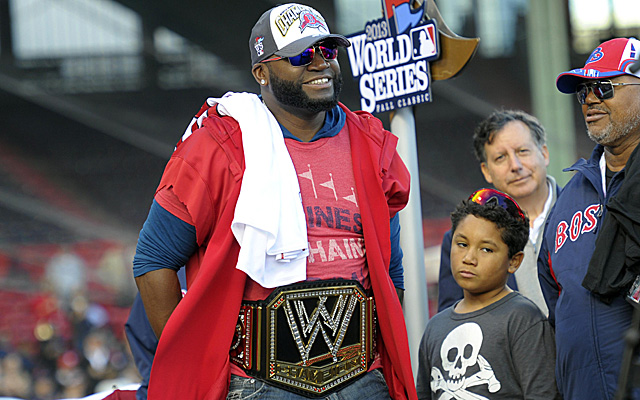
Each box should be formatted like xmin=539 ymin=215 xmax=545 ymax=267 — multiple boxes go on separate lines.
xmin=539 ymin=37 xmax=640 ymax=399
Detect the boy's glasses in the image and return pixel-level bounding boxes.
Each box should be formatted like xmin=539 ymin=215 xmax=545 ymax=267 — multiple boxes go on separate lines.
xmin=576 ymin=80 xmax=640 ymax=104
xmin=261 ymin=44 xmax=338 ymax=67
xmin=468 ymin=188 xmax=526 ymax=224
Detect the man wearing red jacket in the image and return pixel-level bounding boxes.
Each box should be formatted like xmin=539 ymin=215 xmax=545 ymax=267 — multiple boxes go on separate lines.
xmin=132 ymin=3 xmax=416 ymax=399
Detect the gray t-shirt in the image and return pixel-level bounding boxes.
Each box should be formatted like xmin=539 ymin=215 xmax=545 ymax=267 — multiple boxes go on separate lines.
xmin=417 ymin=292 xmax=560 ymax=399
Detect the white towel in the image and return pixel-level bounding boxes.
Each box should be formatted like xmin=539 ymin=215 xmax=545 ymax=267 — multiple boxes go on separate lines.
xmin=208 ymin=92 xmax=308 ymax=288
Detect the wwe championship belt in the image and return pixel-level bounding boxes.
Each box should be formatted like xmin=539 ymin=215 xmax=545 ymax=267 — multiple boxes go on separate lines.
xmin=230 ymin=280 xmax=377 ymax=397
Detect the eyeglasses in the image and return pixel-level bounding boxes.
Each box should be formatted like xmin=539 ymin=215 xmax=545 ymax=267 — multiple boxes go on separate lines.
xmin=576 ymin=80 xmax=640 ymax=104
xmin=261 ymin=44 xmax=338 ymax=67
xmin=468 ymin=188 xmax=527 ymax=224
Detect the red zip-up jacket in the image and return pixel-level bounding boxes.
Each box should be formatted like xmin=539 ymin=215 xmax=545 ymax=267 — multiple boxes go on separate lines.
xmin=147 ymin=100 xmax=415 ymax=400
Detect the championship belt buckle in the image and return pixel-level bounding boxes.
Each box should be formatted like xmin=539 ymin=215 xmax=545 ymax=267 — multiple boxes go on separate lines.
xmin=231 ymin=280 xmax=376 ymax=397
xmin=267 ymin=282 xmax=371 ymax=396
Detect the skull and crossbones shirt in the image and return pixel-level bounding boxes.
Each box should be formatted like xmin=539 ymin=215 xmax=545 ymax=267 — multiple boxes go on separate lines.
xmin=416 ymin=292 xmax=560 ymax=399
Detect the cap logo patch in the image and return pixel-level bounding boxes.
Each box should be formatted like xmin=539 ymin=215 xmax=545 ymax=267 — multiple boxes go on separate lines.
xmin=585 ymin=47 xmax=604 ymax=65
xmin=254 ymin=36 xmax=265 ymax=57
xmin=299 ymin=11 xmax=325 ymax=33
xmin=274 ymin=5 xmax=326 ymax=38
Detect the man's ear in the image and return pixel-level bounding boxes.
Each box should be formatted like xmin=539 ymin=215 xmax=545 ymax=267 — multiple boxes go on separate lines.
xmin=508 ymin=251 xmax=524 ymax=274
xmin=480 ymin=162 xmax=494 ymax=185
xmin=252 ymin=63 xmax=267 ymax=86
xmin=541 ymin=144 xmax=550 ymax=167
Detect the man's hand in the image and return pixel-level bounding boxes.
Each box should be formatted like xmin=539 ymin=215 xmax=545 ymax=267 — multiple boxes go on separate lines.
xmin=135 ymin=269 xmax=182 ymax=339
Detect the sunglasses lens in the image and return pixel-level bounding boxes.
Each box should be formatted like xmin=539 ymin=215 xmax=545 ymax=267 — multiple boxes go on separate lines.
xmin=319 ymin=46 xmax=338 ymax=60
xmin=577 ymin=81 xmax=615 ymax=104
xmin=577 ymin=85 xmax=588 ymax=104
xmin=594 ymin=81 xmax=614 ymax=100
xmin=468 ymin=188 xmax=526 ymax=223
xmin=288 ymin=47 xmax=315 ymax=66
xmin=287 ymin=44 xmax=339 ymax=66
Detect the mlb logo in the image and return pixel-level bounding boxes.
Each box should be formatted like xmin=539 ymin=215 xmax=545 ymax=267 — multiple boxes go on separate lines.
xmin=410 ymin=23 xmax=438 ymax=61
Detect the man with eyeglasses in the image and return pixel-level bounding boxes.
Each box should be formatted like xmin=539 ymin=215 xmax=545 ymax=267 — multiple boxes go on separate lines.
xmin=131 ymin=3 xmax=416 ymax=400
xmin=538 ymin=37 xmax=640 ymax=399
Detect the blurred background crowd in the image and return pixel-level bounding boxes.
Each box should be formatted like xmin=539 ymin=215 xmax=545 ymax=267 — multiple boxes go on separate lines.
xmin=0 ymin=242 xmax=139 ymax=398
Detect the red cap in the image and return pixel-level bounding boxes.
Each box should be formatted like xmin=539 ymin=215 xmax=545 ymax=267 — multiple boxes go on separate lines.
xmin=556 ymin=37 xmax=640 ymax=93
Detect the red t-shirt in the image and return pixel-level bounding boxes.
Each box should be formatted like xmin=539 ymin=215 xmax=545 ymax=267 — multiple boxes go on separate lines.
xmin=241 ymin=127 xmax=368 ymax=301
xmin=233 ymin=126 xmax=381 ymax=377
xmin=156 ymin=124 xmax=382 ymax=379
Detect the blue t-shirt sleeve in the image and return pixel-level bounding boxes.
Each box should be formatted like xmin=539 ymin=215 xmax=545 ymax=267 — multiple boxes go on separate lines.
xmin=125 ymin=271 xmax=187 ymax=399
xmin=133 ymin=200 xmax=198 ymax=277
xmin=389 ymin=213 xmax=404 ymax=290
xmin=124 ymin=293 xmax=156 ymax=398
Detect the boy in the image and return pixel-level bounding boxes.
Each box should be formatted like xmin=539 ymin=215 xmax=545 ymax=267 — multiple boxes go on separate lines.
xmin=417 ymin=188 xmax=559 ymax=399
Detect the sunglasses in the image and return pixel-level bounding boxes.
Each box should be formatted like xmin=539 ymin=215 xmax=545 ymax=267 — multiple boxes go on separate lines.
xmin=576 ymin=80 xmax=640 ymax=104
xmin=468 ymin=188 xmax=527 ymax=224
xmin=261 ymin=44 xmax=338 ymax=67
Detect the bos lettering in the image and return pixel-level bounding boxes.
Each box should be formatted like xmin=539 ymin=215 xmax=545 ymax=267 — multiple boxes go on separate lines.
xmin=555 ymin=204 xmax=600 ymax=253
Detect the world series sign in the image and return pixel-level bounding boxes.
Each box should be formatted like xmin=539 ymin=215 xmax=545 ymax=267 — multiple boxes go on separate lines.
xmin=346 ymin=0 xmax=440 ymax=114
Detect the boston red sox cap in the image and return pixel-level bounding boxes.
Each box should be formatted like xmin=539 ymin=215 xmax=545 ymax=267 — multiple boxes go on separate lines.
xmin=249 ymin=3 xmax=351 ymax=65
xmin=556 ymin=37 xmax=640 ymax=93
